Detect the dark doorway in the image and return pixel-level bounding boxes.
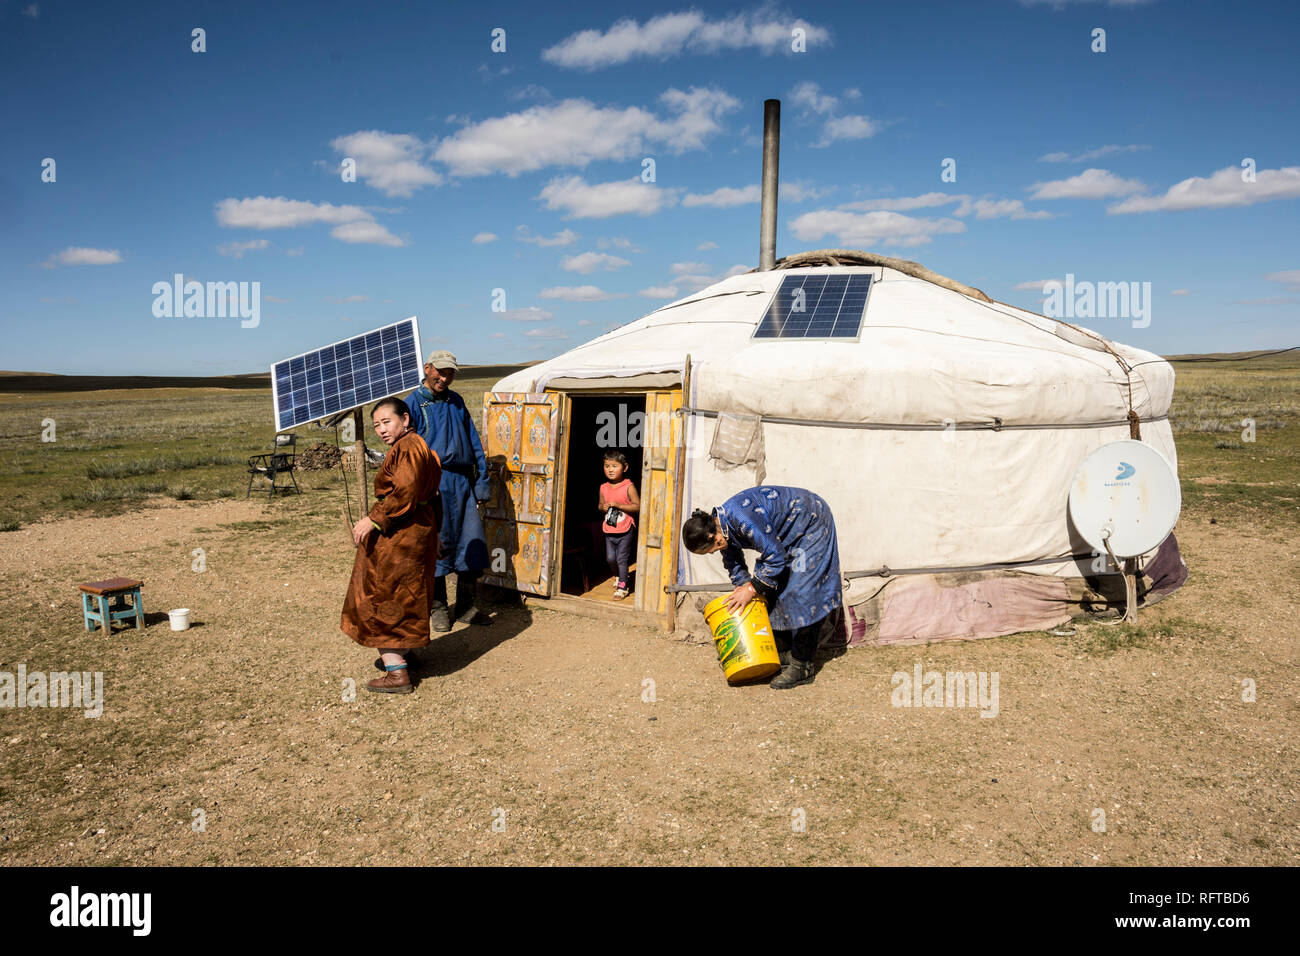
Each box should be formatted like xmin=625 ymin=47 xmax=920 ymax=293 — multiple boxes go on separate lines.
xmin=560 ymin=394 xmax=646 ymax=601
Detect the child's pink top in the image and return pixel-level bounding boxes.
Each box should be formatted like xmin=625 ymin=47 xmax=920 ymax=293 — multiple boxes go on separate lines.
xmin=601 ymin=478 xmax=636 ymax=534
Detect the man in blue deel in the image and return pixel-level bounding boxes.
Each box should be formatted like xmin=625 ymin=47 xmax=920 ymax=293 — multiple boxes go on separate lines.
xmin=407 ymin=350 xmax=491 ymax=631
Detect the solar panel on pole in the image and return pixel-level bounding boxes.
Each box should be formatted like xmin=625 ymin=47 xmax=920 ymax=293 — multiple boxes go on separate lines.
xmin=270 ymin=317 xmax=423 ymax=431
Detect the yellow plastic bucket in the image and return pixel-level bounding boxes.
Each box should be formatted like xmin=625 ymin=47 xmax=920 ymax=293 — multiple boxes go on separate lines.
xmin=703 ymin=595 xmax=781 ymax=684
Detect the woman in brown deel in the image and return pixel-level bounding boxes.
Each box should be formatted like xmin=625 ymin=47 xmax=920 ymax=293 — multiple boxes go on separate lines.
xmin=341 ymin=397 xmax=442 ymax=694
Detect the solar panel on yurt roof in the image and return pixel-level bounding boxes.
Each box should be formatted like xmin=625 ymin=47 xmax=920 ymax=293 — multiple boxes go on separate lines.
xmin=753 ymin=272 xmax=873 ymax=340
xmin=270 ymin=317 xmax=422 ymax=431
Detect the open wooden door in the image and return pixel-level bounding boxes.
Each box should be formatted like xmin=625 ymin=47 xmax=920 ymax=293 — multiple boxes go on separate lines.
xmin=635 ymin=388 xmax=684 ymax=623
xmin=481 ymin=392 xmax=565 ymax=596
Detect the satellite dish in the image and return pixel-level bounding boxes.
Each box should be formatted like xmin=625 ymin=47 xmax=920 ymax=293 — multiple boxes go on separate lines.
xmin=1069 ymin=439 xmax=1181 ymax=560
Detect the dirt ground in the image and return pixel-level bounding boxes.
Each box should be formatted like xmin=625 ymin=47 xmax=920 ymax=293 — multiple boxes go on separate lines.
xmin=0 ymin=490 xmax=1295 ymax=865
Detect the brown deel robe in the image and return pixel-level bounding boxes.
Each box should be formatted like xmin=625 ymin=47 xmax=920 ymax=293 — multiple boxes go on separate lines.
xmin=341 ymin=430 xmax=441 ymax=649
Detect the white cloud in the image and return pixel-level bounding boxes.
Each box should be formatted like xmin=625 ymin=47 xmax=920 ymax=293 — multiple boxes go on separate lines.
xmin=1170 ymin=288 xmax=1192 ymax=296
xmin=286 ymin=246 xmax=305 ymax=257
xmin=327 ymin=294 xmax=369 ymax=303
xmin=432 ymin=87 xmax=738 ymax=177
xmin=42 ymin=247 xmax=123 ymax=268
xmin=524 ymin=327 xmax=568 ymax=339
xmin=539 ymin=285 xmax=627 ymax=301
xmin=597 ymin=236 xmax=640 ymax=251
xmin=697 ymin=241 xmax=718 ymax=251
xmin=955 ymin=198 xmax=1052 ymax=220
xmin=472 ymin=232 xmax=498 ymax=244
xmin=515 ymin=226 xmax=579 ymax=247
xmin=683 ymin=180 xmax=826 ymax=208
xmin=1037 ymin=144 xmax=1151 ymax=163
xmin=790 ymin=80 xmax=839 ymax=115
xmin=561 ymin=251 xmax=631 ymax=273
xmin=508 ymin=84 xmax=553 ymax=102
xmin=542 ymin=11 xmax=830 ymax=69
xmin=329 ymin=131 xmax=442 ymax=197
xmin=840 ymin=192 xmax=965 ymax=212
xmin=217 ymin=238 xmax=271 ymax=258
xmin=673 ymin=274 xmax=718 ymax=294
xmin=1264 ymin=270 xmax=1300 ymax=287
xmin=216 ymin=196 xmax=404 ymax=246
xmin=784 ymin=182 xmax=831 ymax=202
xmin=1014 ymin=279 xmax=1061 ymax=291
xmin=537 ymin=176 xmax=675 ymax=219
xmin=790 ymin=81 xmax=879 ymax=148
xmin=1019 ymin=0 xmax=1155 ymax=6
xmin=640 ymin=285 xmax=679 ymax=298
xmin=329 ymin=220 xmax=406 ymax=246
xmin=663 ymin=263 xmax=750 ymax=294
xmin=496 ymin=307 xmax=554 ymax=322
xmin=789 ymin=209 xmax=966 ymax=247
xmin=683 ymin=184 xmax=759 ymax=208
xmin=1108 ymin=165 xmax=1300 ymax=213
xmin=215 ymin=196 xmax=372 ymax=229
xmin=842 ymin=189 xmax=1045 ymax=217
xmin=814 ymin=114 xmax=878 ymax=147
xmin=1029 ymin=168 xmax=1147 ymax=200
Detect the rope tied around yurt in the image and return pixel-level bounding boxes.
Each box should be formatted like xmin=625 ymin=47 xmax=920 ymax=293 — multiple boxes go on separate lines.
xmin=665 ymin=552 xmax=1129 ymax=595
xmin=678 ymin=404 xmax=1167 ymax=432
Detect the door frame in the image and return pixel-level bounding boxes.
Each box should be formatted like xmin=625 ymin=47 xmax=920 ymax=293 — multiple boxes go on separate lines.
xmin=544 ymin=385 xmax=682 ymax=629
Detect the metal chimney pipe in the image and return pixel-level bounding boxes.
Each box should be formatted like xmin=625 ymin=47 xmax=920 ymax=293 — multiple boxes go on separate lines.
xmin=759 ymin=98 xmax=780 ymax=271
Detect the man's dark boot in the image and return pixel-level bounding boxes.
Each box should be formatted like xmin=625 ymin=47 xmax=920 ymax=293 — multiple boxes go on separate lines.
xmin=769 ymin=659 xmax=815 ymax=690
xmin=454 ymin=572 xmax=483 ymax=625
xmin=431 ymin=576 xmax=451 ymax=632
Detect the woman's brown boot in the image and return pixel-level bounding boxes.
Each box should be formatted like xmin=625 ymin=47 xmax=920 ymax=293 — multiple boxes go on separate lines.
xmin=367 ymin=667 xmax=413 ymax=694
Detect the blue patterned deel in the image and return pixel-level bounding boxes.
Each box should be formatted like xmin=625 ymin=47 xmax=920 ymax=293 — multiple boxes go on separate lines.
xmin=753 ymin=272 xmax=872 ymax=339
xmin=270 ymin=317 xmax=423 ymax=431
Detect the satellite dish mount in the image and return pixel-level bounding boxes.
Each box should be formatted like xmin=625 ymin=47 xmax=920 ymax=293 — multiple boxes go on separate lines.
xmin=1068 ymin=440 xmax=1181 ymax=624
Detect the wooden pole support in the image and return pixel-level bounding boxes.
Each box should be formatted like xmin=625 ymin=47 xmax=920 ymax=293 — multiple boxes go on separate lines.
xmin=1123 ymin=557 xmax=1139 ymax=623
xmin=353 ymin=408 xmax=368 ymax=512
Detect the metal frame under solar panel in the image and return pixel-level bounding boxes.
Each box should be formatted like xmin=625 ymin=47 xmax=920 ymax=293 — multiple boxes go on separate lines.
xmin=752 ymin=272 xmax=874 ymax=341
xmin=270 ymin=317 xmax=423 ymax=432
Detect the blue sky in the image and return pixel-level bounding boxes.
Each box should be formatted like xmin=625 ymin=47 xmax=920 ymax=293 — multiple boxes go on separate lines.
xmin=3 ymin=0 xmax=1297 ymax=375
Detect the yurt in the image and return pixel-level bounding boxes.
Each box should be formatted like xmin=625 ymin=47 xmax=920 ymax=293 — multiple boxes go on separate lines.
xmin=481 ymin=248 xmax=1188 ymax=646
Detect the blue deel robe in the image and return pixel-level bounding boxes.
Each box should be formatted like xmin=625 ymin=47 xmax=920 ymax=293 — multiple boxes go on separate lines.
xmin=407 ymin=384 xmax=491 ymax=576
xmin=715 ymin=486 xmax=842 ymax=630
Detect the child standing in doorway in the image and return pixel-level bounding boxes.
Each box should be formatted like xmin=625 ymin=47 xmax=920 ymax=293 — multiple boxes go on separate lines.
xmin=598 ymin=451 xmax=640 ymax=600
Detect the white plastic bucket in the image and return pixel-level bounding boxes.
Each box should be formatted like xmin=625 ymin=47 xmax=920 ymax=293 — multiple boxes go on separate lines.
xmin=169 ymin=608 xmax=191 ymax=631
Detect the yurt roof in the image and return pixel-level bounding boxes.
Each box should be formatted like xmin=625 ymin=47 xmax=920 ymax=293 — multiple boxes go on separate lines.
xmin=492 ymin=250 xmax=1173 ymax=427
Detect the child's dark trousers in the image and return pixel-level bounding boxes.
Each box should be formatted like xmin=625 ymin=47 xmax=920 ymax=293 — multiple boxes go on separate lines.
xmin=604 ymin=529 xmax=635 ymax=586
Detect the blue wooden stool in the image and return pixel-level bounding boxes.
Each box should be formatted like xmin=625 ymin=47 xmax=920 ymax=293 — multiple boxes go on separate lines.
xmin=79 ymin=577 xmax=144 ymax=634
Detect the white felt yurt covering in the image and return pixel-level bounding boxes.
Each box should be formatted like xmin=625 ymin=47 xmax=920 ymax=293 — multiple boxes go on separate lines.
xmin=493 ymin=251 xmax=1187 ymax=645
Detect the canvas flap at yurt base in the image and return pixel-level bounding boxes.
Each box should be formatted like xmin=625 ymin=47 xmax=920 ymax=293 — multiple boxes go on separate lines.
xmin=492 ymin=250 xmax=1188 ymax=647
